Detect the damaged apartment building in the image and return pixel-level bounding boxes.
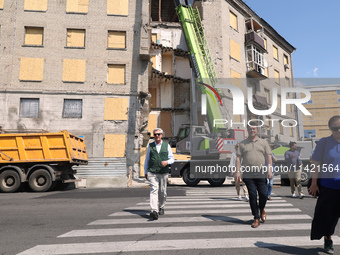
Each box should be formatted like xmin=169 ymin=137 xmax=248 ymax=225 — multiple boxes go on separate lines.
xmin=0 ymin=0 xmax=298 ymax=184
xmin=141 ymin=0 xmax=298 ymax=176
xmin=0 ymin=0 xmax=150 ymax=186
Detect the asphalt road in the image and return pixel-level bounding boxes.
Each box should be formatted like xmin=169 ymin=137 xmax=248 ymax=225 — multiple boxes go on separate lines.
xmin=1 ymin=183 xmax=339 ymax=255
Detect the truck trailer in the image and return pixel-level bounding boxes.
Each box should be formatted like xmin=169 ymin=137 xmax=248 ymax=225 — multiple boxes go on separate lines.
xmin=0 ymin=130 xmax=88 ymax=192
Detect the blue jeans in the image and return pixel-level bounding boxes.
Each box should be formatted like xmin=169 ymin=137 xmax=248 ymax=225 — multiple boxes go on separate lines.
xmin=267 ymin=173 xmax=274 ymax=196
xmin=243 ymin=177 xmax=268 ymax=219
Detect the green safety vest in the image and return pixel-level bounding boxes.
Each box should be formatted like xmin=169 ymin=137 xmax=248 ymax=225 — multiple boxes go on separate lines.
xmin=147 ymin=142 xmax=169 ymax=174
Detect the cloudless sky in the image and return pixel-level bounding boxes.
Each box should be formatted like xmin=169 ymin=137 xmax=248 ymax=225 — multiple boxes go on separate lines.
xmin=244 ymin=0 xmax=340 ymax=81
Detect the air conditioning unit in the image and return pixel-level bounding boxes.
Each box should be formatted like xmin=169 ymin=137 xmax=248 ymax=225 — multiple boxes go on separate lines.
xmin=284 ymin=64 xmax=289 ymax=70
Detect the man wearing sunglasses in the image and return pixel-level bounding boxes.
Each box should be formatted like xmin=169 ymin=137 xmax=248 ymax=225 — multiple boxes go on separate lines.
xmin=144 ymin=128 xmax=174 ymax=220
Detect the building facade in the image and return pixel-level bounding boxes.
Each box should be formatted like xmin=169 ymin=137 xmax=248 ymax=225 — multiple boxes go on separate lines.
xmin=302 ymin=85 xmax=340 ymax=139
xmin=0 ymin=0 xmax=150 ymax=184
xmin=1 ymin=0 xmax=299 ymax=183
xmin=144 ymin=0 xmax=298 ymax=156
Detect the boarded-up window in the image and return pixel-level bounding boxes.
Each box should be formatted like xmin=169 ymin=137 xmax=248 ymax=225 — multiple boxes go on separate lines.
xmin=162 ymin=54 xmax=173 ymax=74
xmin=24 ymin=0 xmax=48 ymax=11
xmin=0 ymin=0 xmax=4 ymax=9
xmin=234 ymin=115 xmax=242 ymax=122
xmin=290 ymin=124 xmax=294 ymax=137
xmin=104 ymin=98 xmax=128 ymax=120
xmin=279 ymin=121 xmax=283 ymax=134
xmin=107 ymin=31 xmax=126 ymax=49
xmin=66 ymin=29 xmax=85 ymax=47
xmin=20 ymin=98 xmax=39 ymax=118
xmin=104 ymin=134 xmax=126 ymax=157
xmin=107 ymin=64 xmax=125 ymax=84
xmin=19 ymin=58 xmax=44 ymax=81
xmin=230 ymin=39 xmax=240 ymax=61
xmin=229 ymin=11 xmax=238 ymax=30
xmin=62 ymin=99 xmax=82 ymax=118
xmin=265 ymin=67 xmax=268 ymax=77
xmin=231 ymin=70 xmax=241 ymax=89
xmin=66 ymin=0 xmax=88 ymax=13
xmin=151 ymin=34 xmax=157 ymax=43
xmin=25 ymin=27 xmax=44 ymax=45
xmin=107 ymin=0 xmax=128 ymax=15
xmin=160 ymin=111 xmax=172 ymax=137
xmin=274 ymin=69 xmax=280 ymax=84
xmin=147 ymin=113 xmax=159 ymax=134
xmin=273 ymin=45 xmax=279 ymax=60
xmin=264 ymin=88 xmax=270 ymax=104
xmin=284 ymin=54 xmax=289 ymax=65
xmin=62 ymin=59 xmax=86 ymax=82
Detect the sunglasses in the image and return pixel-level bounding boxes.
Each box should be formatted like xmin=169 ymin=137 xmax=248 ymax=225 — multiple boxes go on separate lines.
xmin=154 ymin=133 xmax=162 ymax=136
xmin=330 ymin=126 xmax=340 ymax=132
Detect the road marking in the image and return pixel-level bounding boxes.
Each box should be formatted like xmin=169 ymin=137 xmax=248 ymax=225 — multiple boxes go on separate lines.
xmin=165 ymin=196 xmax=283 ymax=200
xmin=88 ymin=214 xmax=312 ymax=225
xmin=126 ymin=203 xmax=293 ymax=210
xmin=137 ymin=199 xmax=287 ymax=205
xmin=109 ymin=208 xmax=301 ymax=216
xmin=59 ymin=223 xmax=311 ymax=237
xmin=18 ymin=236 xmax=339 ymax=255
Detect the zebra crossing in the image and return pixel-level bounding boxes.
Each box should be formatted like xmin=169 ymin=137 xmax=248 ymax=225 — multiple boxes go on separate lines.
xmin=18 ymin=187 xmax=339 ymax=254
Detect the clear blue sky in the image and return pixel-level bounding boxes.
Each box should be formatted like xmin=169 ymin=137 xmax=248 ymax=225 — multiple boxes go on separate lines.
xmin=245 ymin=0 xmax=340 ymax=82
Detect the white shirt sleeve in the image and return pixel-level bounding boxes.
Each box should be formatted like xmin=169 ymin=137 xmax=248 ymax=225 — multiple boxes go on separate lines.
xmin=144 ymin=145 xmax=151 ymax=175
xmin=167 ymin=144 xmax=175 ymax=165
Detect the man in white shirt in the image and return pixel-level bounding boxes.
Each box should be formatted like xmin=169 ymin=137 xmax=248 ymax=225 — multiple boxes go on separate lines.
xmin=144 ymin=128 xmax=174 ymax=220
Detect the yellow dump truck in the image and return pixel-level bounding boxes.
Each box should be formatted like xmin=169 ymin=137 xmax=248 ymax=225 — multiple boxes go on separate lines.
xmin=0 ymin=130 xmax=88 ymax=192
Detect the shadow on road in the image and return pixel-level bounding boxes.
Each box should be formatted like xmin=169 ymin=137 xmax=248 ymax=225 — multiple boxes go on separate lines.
xmin=255 ymin=241 xmax=324 ymax=255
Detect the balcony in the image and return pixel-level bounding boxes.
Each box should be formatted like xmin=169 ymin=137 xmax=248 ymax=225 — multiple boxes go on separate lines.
xmin=245 ymin=31 xmax=265 ymax=51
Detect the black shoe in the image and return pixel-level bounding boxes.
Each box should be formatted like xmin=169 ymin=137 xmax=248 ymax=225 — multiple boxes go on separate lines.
xmin=150 ymin=211 xmax=158 ymax=220
xmin=159 ymin=208 xmax=164 ymax=215
xmin=324 ymin=238 xmax=334 ymax=254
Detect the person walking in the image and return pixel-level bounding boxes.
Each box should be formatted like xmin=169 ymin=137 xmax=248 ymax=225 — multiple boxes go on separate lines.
xmin=284 ymin=141 xmax=305 ymax=198
xmin=235 ymin=123 xmax=273 ymax=228
xmin=267 ymin=153 xmax=277 ymax=200
xmin=309 ymin=115 xmax=340 ymax=254
xmin=144 ymin=128 xmax=174 ymax=220
xmin=230 ymin=143 xmax=249 ymax=201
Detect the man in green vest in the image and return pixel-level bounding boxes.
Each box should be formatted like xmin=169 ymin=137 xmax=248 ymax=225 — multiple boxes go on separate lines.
xmin=144 ymin=128 xmax=174 ymax=220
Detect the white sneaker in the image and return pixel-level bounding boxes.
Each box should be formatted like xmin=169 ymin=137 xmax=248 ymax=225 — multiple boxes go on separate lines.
xmin=292 ymin=193 xmax=297 ymax=198
xmin=237 ymin=196 xmax=242 ymax=201
xmin=244 ymin=195 xmax=249 ymax=201
xmin=300 ymin=193 xmax=305 ymax=199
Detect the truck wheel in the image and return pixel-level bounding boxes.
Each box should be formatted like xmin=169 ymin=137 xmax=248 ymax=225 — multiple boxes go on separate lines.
xmin=182 ymin=168 xmax=200 ymax=186
xmin=208 ymin=177 xmax=225 ymax=187
xmin=0 ymin=170 xmax=21 ymax=193
xmin=29 ymin=169 xmax=52 ymax=192
xmin=300 ymin=171 xmax=310 ymax=186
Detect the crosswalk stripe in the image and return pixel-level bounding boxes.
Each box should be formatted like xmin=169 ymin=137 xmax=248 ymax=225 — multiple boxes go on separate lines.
xmin=163 ymin=197 xmax=283 ymax=201
xmin=109 ymin=208 xmax=301 ymax=217
xmin=18 ymin=236 xmax=338 ymax=254
xmin=126 ymin=203 xmax=293 ymax=210
xmin=88 ymin=214 xmax=312 ymax=225
xmin=137 ymin=199 xmax=287 ymax=205
xmin=59 ymin=223 xmax=311 ymax=238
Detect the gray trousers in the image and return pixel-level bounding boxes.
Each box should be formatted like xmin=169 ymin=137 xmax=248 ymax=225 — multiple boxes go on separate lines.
xmin=147 ymin=172 xmax=168 ymax=212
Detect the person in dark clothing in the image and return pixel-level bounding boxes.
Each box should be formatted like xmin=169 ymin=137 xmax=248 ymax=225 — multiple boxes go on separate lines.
xmin=309 ymin=115 xmax=340 ymax=254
